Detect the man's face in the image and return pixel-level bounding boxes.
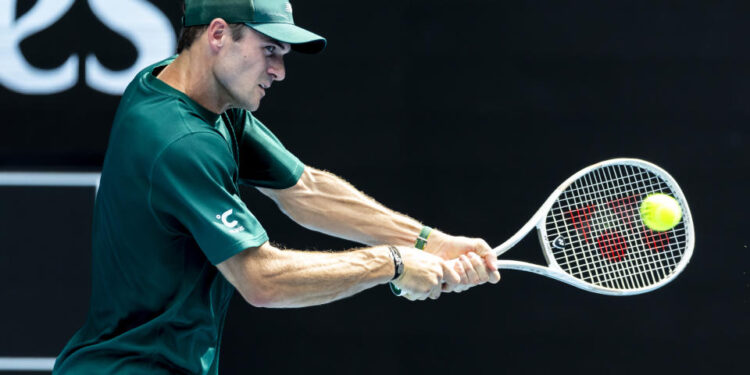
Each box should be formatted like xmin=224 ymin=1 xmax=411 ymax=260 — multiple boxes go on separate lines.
xmin=213 ymin=26 xmax=291 ymax=112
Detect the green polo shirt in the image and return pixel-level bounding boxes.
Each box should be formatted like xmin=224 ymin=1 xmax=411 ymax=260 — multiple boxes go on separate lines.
xmin=53 ymin=57 xmax=304 ymax=375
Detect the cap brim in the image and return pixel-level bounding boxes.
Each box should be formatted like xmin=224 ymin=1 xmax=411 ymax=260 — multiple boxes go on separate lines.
xmin=246 ymin=23 xmax=326 ymax=54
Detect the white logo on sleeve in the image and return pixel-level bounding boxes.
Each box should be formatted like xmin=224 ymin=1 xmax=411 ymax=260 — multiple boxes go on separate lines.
xmin=216 ymin=209 xmax=245 ymax=233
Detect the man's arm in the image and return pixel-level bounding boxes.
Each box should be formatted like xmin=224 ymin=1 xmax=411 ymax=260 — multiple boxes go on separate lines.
xmin=257 ymin=166 xmax=422 ymax=246
xmin=256 ymin=166 xmax=500 ymax=287
xmin=217 ymin=242 xmax=460 ymax=308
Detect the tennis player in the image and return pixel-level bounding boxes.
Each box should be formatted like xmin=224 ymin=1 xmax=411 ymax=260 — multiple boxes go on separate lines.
xmin=53 ymin=0 xmax=500 ymax=374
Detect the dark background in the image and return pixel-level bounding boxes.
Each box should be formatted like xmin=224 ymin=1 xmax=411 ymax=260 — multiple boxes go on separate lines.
xmin=1 ymin=1 xmax=748 ymax=374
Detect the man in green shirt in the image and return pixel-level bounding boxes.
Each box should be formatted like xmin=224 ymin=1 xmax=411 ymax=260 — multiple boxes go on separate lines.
xmin=53 ymin=1 xmax=500 ymax=374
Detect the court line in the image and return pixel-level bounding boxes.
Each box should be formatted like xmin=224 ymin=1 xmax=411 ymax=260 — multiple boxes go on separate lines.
xmin=0 ymin=172 xmax=100 ymax=192
xmin=1 ymin=172 xmax=100 ymax=372
xmin=0 ymin=357 xmax=55 ymax=371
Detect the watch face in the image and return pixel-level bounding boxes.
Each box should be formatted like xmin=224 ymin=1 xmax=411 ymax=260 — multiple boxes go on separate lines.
xmin=389 ymin=246 xmax=404 ymax=279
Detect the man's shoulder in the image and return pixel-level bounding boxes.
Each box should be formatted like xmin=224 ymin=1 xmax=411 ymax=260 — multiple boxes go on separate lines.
xmin=113 ymin=56 xmax=215 ymax=139
xmin=112 ymin=92 xmax=201 ymax=151
xmin=106 ymin=58 xmax=225 ymax=173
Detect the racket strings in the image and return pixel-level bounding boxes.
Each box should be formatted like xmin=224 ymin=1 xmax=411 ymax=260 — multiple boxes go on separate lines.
xmin=555 ymin=181 xmax=683 ymax=284
xmin=582 ymin=167 xmax=684 ymax=289
xmin=592 ymin=166 xmax=686 ymax=287
xmin=545 ymin=164 xmax=688 ymax=290
xmin=552 ymin=174 xmax=668 ymax=287
xmin=569 ymin=166 xmax=684 ymax=289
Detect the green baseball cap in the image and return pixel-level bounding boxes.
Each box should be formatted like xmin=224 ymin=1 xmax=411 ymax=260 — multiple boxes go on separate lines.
xmin=183 ymin=0 xmax=326 ymax=53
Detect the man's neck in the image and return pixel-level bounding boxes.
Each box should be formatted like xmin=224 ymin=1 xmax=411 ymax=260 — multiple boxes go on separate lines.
xmin=156 ymin=52 xmax=228 ymax=114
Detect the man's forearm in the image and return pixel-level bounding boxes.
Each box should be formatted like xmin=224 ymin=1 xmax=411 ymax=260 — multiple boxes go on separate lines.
xmin=258 ymin=167 xmax=425 ymax=247
xmin=252 ymin=166 xmax=501 ymax=296
xmin=218 ymin=243 xmax=395 ymax=308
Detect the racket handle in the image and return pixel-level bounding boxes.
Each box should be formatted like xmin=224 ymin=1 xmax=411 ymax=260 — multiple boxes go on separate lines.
xmin=494 ymin=260 xmax=550 ymax=274
xmin=494 ymin=260 xmax=585 ymax=290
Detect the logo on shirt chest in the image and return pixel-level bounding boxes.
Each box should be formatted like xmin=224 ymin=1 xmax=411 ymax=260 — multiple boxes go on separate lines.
xmin=216 ymin=209 xmax=245 ymax=233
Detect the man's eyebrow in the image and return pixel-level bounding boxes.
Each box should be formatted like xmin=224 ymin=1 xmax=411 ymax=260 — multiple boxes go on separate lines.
xmin=260 ymin=35 xmax=284 ymax=49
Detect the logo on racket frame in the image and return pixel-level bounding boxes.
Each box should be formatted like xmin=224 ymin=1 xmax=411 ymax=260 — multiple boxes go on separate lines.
xmin=551 ymin=236 xmax=566 ymax=250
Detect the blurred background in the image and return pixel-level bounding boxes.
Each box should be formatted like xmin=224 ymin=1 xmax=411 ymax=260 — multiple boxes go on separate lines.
xmin=1 ymin=1 xmax=747 ymax=374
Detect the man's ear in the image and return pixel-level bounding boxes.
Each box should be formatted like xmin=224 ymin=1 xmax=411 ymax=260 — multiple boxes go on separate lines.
xmin=206 ymin=18 xmax=229 ymax=52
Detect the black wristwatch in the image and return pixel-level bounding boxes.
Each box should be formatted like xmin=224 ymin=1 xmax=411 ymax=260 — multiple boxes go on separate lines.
xmin=387 ymin=246 xmax=404 ymax=281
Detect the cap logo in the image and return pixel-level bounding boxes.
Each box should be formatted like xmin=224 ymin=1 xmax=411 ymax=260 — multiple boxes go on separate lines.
xmin=285 ymin=2 xmax=293 ymax=14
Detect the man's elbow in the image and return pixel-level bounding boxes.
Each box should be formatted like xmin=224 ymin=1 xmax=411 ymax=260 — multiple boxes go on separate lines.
xmin=236 ymin=279 xmax=281 ymax=308
xmin=219 ymin=244 xmax=288 ymax=308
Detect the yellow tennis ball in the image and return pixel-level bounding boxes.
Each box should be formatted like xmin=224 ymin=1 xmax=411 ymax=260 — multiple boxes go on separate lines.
xmin=640 ymin=193 xmax=683 ymax=231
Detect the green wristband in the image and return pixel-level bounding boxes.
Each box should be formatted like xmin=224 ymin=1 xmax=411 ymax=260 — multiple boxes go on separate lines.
xmin=415 ymin=226 xmax=433 ymax=250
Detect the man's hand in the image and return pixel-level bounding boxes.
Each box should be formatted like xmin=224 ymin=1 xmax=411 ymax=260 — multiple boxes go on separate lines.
xmin=424 ymin=231 xmax=501 ymax=292
xmin=392 ymin=247 xmax=461 ymax=301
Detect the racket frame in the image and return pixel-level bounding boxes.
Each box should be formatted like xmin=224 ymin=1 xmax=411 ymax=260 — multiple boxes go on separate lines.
xmin=492 ymin=158 xmax=695 ymax=296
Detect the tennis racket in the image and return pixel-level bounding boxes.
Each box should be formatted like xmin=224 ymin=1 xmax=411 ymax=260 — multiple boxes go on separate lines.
xmin=490 ymin=158 xmax=694 ymax=296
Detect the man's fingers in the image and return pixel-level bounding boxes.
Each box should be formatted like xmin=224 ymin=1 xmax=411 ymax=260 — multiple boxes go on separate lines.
xmin=488 ymin=269 xmax=501 ymax=284
xmin=468 ymin=252 xmax=489 ymax=284
xmin=452 ymin=258 xmax=469 ymax=284
xmin=428 ymin=285 xmax=442 ymax=300
xmin=442 ymin=261 xmax=461 ymax=284
xmin=478 ymin=251 xmax=501 ymax=284
xmin=460 ymin=255 xmax=479 ymax=284
xmin=482 ymin=251 xmax=498 ymax=272
xmin=471 ymin=239 xmax=493 ymax=258
xmin=404 ymin=290 xmax=429 ymax=301
xmin=475 ymin=238 xmax=492 ymax=250
xmin=402 ymin=291 xmax=417 ymax=301
xmin=442 ymin=282 xmax=456 ymax=293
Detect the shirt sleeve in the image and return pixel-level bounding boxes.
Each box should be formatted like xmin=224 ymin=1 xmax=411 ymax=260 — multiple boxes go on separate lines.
xmin=233 ymin=110 xmax=305 ymax=189
xmin=150 ymin=132 xmax=269 ymax=265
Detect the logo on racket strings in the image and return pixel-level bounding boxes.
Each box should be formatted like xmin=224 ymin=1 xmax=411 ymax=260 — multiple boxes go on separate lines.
xmin=551 ymin=236 xmax=566 ymax=249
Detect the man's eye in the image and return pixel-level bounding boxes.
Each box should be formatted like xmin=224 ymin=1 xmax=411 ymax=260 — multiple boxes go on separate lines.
xmin=264 ymin=46 xmax=276 ymax=54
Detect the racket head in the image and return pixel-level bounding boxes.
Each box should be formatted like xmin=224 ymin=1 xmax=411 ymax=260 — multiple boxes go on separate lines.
xmin=536 ymin=158 xmax=694 ymax=295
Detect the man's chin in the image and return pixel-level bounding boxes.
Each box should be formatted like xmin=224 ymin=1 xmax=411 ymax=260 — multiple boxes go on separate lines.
xmin=246 ymin=97 xmax=261 ymax=112
xmin=231 ymin=100 xmax=260 ymax=112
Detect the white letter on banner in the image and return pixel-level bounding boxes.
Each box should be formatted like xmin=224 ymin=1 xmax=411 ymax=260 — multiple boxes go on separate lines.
xmin=0 ymin=0 xmax=78 ymax=94
xmin=85 ymin=0 xmax=175 ymax=95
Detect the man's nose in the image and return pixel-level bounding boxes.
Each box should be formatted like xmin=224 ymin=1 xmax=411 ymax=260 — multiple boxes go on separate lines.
xmin=268 ymin=58 xmax=286 ymax=82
